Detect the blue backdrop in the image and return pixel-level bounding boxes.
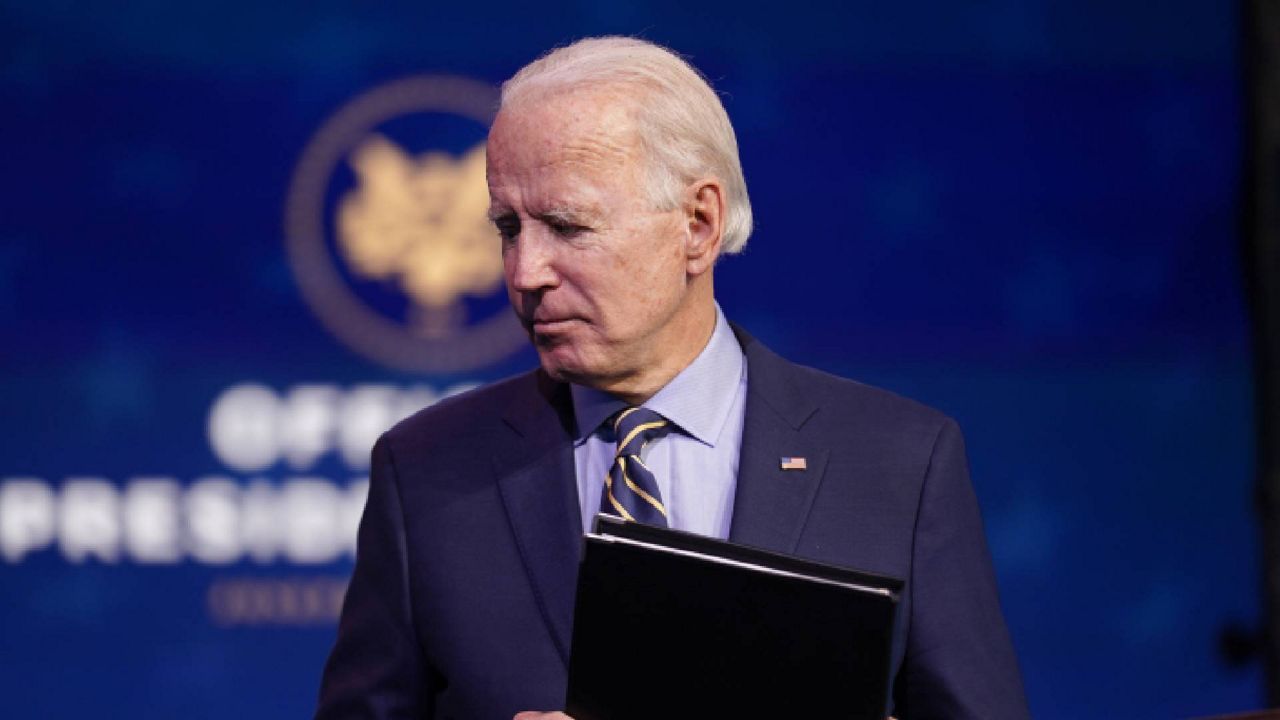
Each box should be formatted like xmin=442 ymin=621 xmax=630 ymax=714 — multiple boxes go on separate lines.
xmin=0 ymin=2 xmax=1254 ymax=718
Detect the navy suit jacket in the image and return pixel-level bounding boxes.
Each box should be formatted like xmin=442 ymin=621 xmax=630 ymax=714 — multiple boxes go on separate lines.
xmin=316 ymin=327 xmax=1029 ymax=719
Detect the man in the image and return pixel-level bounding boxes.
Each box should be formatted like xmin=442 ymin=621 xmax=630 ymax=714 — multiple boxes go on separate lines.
xmin=317 ymin=36 xmax=1028 ymax=719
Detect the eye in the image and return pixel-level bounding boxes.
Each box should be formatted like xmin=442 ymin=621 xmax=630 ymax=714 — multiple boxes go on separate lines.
xmin=492 ymin=215 xmax=520 ymax=244
xmin=547 ymin=218 xmax=588 ymax=238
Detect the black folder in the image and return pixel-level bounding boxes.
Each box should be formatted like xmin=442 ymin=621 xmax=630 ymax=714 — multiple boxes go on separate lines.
xmin=565 ymin=514 xmax=903 ymax=720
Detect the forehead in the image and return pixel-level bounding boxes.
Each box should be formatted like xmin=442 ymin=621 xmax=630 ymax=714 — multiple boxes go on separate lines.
xmin=486 ymin=87 xmax=644 ymax=197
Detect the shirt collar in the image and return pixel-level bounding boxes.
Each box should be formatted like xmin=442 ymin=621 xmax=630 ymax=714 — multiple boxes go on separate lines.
xmin=571 ymin=304 xmax=745 ymax=447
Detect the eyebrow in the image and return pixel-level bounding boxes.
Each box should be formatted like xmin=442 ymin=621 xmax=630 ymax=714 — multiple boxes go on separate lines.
xmin=487 ymin=205 xmax=601 ymax=226
xmin=538 ymin=207 xmax=592 ymax=225
xmin=486 ymin=207 xmax=515 ymax=223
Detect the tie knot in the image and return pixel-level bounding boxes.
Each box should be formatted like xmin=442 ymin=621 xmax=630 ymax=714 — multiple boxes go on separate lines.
xmin=611 ymin=406 xmax=669 ymax=455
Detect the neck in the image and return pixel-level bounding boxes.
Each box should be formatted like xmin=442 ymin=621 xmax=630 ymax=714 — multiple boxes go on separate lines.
xmin=597 ymin=293 xmax=717 ymax=406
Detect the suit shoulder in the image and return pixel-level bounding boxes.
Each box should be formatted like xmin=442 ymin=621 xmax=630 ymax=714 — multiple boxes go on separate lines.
xmin=785 ymin=361 xmax=955 ymax=435
xmin=738 ymin=325 xmax=953 ymax=436
xmin=380 ymin=369 xmax=540 ymax=450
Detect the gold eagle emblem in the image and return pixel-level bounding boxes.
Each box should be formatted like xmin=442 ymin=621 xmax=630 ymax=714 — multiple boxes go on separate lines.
xmin=337 ymin=135 xmax=502 ymax=337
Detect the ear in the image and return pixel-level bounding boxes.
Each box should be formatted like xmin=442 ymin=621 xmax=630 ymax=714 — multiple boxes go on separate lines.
xmin=682 ymin=177 xmax=725 ymax=277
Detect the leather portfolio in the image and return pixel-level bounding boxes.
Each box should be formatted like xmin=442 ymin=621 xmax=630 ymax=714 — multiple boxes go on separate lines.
xmin=565 ymin=514 xmax=903 ymax=719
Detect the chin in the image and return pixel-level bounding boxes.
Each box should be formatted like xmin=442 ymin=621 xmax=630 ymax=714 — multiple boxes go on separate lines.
xmin=534 ymin=347 xmax=577 ymax=383
xmin=535 ymin=346 xmax=604 ymax=388
xmin=537 ymin=360 xmax=572 ymax=383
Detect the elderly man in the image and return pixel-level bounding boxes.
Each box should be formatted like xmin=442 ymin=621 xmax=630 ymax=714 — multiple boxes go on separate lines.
xmin=316 ymin=37 xmax=1028 ymax=719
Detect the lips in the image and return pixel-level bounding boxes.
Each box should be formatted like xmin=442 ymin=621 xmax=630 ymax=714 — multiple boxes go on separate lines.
xmin=531 ymin=317 xmax=580 ymax=331
xmin=516 ymin=297 xmax=584 ymax=334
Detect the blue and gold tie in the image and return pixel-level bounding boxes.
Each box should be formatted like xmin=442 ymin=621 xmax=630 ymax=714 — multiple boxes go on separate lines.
xmin=599 ymin=406 xmax=671 ymax=527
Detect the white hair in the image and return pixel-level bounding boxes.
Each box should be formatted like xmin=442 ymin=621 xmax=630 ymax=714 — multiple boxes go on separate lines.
xmin=500 ymin=36 xmax=754 ymax=254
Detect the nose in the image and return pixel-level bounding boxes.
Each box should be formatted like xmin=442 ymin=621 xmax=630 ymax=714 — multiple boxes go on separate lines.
xmin=504 ymin=229 xmax=560 ymax=294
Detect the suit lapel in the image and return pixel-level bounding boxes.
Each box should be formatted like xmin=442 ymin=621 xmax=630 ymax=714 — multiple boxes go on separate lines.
xmin=728 ymin=327 xmax=830 ymax=555
xmin=494 ymin=373 xmax=581 ymax=667
xmin=489 ymin=330 xmax=829 ymax=662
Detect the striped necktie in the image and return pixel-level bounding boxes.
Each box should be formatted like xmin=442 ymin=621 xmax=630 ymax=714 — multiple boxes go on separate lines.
xmin=599 ymin=406 xmax=671 ymax=527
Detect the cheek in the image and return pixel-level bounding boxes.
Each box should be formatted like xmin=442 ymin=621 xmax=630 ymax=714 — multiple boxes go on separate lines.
xmin=502 ymin=266 xmax=520 ymax=305
xmin=606 ymin=241 xmax=685 ymax=326
xmin=631 ymin=228 xmax=687 ymax=291
xmin=501 ymin=248 xmax=516 ymax=284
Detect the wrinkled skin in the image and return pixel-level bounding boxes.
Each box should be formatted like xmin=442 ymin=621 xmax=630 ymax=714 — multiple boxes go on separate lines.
xmin=486 ymin=85 xmax=724 ymax=405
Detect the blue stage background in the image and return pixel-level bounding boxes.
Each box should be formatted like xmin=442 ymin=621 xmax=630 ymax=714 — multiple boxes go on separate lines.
xmin=0 ymin=2 xmax=1253 ymax=717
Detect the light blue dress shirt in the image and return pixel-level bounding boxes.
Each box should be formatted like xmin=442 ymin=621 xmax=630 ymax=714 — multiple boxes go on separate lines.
xmin=571 ymin=305 xmax=748 ymax=539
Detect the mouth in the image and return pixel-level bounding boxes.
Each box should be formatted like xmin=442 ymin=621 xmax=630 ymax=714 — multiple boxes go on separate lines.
xmin=529 ymin=317 xmax=582 ymax=333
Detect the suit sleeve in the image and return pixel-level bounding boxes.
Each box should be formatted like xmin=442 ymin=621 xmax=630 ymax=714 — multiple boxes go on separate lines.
xmin=315 ymin=435 xmax=433 ymax=719
xmin=893 ymin=418 xmax=1030 ymax=719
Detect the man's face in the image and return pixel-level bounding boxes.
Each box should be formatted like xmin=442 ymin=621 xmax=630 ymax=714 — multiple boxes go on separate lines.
xmin=486 ymin=89 xmax=698 ymax=391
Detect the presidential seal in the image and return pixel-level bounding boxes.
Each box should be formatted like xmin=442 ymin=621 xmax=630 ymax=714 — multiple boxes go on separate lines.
xmin=285 ymin=75 xmax=526 ymax=373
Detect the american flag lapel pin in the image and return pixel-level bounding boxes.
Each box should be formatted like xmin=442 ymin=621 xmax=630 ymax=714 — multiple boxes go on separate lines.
xmin=780 ymin=456 xmax=807 ymax=471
